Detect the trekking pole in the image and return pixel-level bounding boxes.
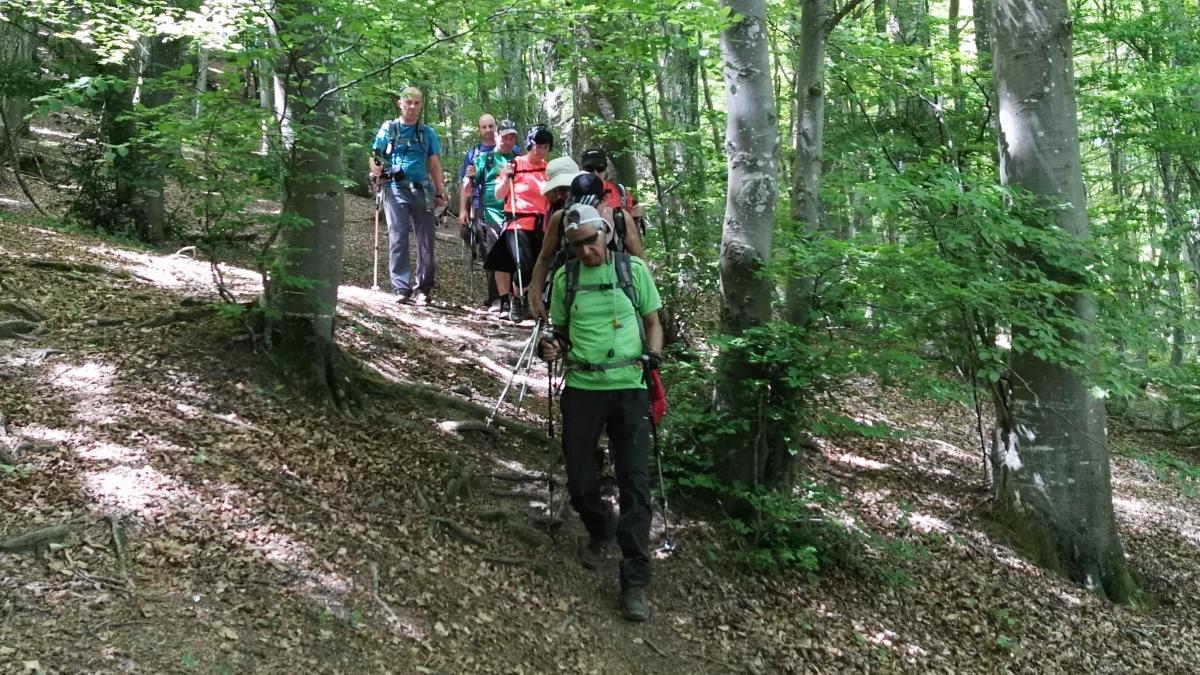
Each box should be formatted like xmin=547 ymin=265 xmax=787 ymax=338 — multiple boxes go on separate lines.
xmin=485 ymin=323 xmax=541 ymax=427
xmin=507 ymin=174 xmax=525 ymax=300
xmin=511 ymin=318 xmax=547 ymax=417
xmin=651 ymin=418 xmax=675 ymax=553
xmin=371 ymin=188 xmax=382 ymax=291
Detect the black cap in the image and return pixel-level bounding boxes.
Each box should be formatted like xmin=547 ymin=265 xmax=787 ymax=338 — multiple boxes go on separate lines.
xmin=568 ymin=173 xmax=605 ymax=207
xmin=580 ymin=148 xmax=607 ymax=171
xmin=527 ymin=125 xmax=554 ymax=150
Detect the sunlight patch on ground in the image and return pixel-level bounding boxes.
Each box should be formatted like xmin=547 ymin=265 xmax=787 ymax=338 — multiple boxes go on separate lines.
xmin=28 ymin=125 xmax=75 ymax=140
xmin=16 ymin=425 xmax=75 ymax=445
xmin=0 ymin=197 xmax=25 ymax=206
xmin=50 ymin=359 xmax=115 ymax=394
xmin=831 ymin=451 xmax=891 ymax=471
xmin=84 ymin=463 xmax=187 ymax=512
xmin=76 ymin=440 xmax=147 ymax=463
xmin=84 ymin=244 xmax=261 ymax=294
xmin=1114 ymin=496 xmax=1200 ymax=547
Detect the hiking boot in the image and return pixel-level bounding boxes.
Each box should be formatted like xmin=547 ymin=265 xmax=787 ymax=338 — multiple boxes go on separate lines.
xmin=509 ymin=295 xmax=531 ymax=322
xmin=487 ymin=297 xmax=503 ymax=314
xmin=498 ymin=296 xmax=511 ymax=317
xmin=413 ymin=291 xmax=430 ymax=307
xmin=395 ymin=291 xmax=412 ymax=304
xmin=620 ymin=586 xmax=652 ymax=622
xmin=578 ymin=535 xmax=610 ymax=570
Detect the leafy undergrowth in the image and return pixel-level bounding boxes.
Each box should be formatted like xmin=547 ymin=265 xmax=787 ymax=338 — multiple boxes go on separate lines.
xmin=2 ymin=199 xmax=1200 ymax=674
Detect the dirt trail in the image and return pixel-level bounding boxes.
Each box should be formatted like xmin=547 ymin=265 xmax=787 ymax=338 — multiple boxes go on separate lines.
xmin=1 ymin=192 xmax=1200 ymax=674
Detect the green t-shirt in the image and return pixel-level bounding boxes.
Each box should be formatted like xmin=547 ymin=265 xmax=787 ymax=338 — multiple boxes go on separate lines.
xmin=473 ymin=150 xmax=516 ymax=226
xmin=550 ymin=255 xmax=662 ymax=390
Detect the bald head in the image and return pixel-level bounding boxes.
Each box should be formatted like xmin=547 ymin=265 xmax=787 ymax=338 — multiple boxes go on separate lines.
xmin=478 ymin=114 xmax=497 ymax=145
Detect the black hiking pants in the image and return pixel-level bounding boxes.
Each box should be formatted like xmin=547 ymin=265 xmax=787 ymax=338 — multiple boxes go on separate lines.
xmin=560 ymin=386 xmax=652 ymax=590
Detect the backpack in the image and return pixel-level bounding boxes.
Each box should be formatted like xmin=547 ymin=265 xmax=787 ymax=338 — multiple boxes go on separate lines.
xmin=386 ymin=120 xmax=428 ymax=157
xmin=560 ymin=252 xmax=646 ymax=372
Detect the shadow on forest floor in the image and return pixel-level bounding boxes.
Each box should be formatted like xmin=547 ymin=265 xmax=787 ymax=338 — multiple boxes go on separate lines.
xmin=2 ymin=193 xmax=1200 ymax=673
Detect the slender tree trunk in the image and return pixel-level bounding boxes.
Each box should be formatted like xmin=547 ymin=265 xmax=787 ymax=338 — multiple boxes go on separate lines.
xmin=990 ymin=0 xmax=1134 ymax=603
xmin=948 ymin=0 xmax=963 ymax=111
xmin=713 ymin=0 xmax=787 ymax=492
xmin=127 ymin=34 xmax=184 ymax=242
xmin=265 ymin=1 xmax=349 ymax=404
xmin=0 ymin=16 xmax=35 ymax=158
xmin=784 ymin=0 xmax=829 ymax=326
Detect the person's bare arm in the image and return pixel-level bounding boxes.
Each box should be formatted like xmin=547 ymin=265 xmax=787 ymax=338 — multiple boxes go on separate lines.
xmin=641 ymin=309 xmax=663 ymax=356
xmin=623 ymin=208 xmax=644 ymax=257
xmin=494 ymin=163 xmax=514 ymax=201
xmin=528 ymin=213 xmax=562 ymax=321
xmin=427 ymin=154 xmax=447 ymax=207
xmin=459 ymin=168 xmax=474 ymax=225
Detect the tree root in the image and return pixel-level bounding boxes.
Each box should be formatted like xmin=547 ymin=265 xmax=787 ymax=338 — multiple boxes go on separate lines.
xmin=0 ymin=319 xmax=39 ymax=339
xmin=0 ymin=299 xmax=44 ymax=322
xmin=430 ymin=516 xmax=485 ymax=548
xmin=0 ymin=523 xmax=73 ymax=555
xmin=480 ymin=556 xmax=532 ymax=567
xmin=355 ymin=367 xmax=547 ymax=443
xmin=26 ymin=259 xmax=129 ymax=278
xmin=437 ymin=420 xmax=496 ymax=436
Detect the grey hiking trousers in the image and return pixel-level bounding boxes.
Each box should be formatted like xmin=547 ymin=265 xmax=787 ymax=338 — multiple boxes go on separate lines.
xmin=382 ymin=179 xmax=436 ymax=295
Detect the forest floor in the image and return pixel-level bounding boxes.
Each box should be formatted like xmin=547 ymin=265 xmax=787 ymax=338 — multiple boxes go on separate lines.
xmin=4 ymin=169 xmax=1200 ymax=674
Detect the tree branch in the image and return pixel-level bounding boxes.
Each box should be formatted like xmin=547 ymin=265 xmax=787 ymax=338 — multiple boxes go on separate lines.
xmin=316 ymin=7 xmax=516 ymax=105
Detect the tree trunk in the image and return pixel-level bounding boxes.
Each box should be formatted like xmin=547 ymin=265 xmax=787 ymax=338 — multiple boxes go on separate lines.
xmin=0 ymin=15 xmax=35 ymax=159
xmin=990 ymin=0 xmax=1134 ymax=603
xmin=128 ymin=34 xmax=184 ymax=242
xmin=712 ymin=0 xmax=787 ymax=492
xmin=783 ymin=0 xmax=829 ymax=326
xmin=265 ymin=1 xmax=349 ymax=404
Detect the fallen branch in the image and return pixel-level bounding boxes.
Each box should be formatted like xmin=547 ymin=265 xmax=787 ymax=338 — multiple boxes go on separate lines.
xmin=209 ymin=411 xmax=274 ymax=437
xmin=489 ymin=489 xmax=547 ymax=501
xmin=1130 ymin=417 xmax=1200 ymax=436
xmin=642 ymin=637 xmax=670 ymax=659
xmin=108 ymin=514 xmax=133 ymax=590
xmin=369 ymin=562 xmax=406 ymax=628
xmin=430 ymin=516 xmax=485 ymax=548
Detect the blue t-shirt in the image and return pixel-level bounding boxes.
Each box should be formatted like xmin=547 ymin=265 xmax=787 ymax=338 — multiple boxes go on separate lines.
xmin=372 ymin=121 xmax=440 ymax=183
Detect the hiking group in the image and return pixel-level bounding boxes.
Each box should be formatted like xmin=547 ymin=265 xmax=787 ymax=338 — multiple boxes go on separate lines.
xmin=370 ymin=92 xmax=666 ymax=622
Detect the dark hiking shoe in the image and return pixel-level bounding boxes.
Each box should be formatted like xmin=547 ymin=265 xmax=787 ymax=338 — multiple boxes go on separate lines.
xmin=509 ymin=295 xmax=531 ymax=322
xmin=488 ymin=297 xmax=503 ymax=314
xmin=413 ymin=291 xmax=430 ymax=307
xmin=395 ymin=291 xmax=412 ymax=304
xmin=578 ymin=535 xmax=610 ymax=570
xmin=498 ymin=296 xmax=511 ymax=318
xmin=621 ymin=586 xmax=652 ymax=622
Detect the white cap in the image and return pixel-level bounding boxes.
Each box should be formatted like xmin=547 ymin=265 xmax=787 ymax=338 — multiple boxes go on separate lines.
xmin=564 ymin=203 xmax=613 ymax=246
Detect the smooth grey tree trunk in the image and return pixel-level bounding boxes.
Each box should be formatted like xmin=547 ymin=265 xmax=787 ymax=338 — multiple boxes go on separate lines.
xmin=265 ymin=1 xmax=348 ymax=404
xmin=713 ymin=0 xmax=787 ymax=491
xmin=784 ymin=0 xmax=828 ymax=327
xmin=128 ymin=34 xmax=184 ymax=242
xmin=990 ymin=0 xmax=1134 ymax=603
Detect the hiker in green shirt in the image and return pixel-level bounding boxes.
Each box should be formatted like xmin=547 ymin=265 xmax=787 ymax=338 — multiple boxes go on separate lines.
xmin=538 ymin=203 xmax=663 ymax=622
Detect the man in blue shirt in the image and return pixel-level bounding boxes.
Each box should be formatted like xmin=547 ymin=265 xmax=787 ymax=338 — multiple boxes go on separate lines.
xmin=369 ymin=87 xmax=447 ymax=305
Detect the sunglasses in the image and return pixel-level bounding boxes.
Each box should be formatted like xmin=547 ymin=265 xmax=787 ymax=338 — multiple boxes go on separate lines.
xmin=567 ymin=233 xmax=600 ymax=250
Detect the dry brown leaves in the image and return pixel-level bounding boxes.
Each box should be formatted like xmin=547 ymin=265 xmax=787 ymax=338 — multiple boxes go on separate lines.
xmin=2 ymin=177 xmax=1200 ymax=674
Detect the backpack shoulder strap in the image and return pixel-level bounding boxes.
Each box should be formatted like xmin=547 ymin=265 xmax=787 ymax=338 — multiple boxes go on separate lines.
xmin=616 ymin=183 xmax=629 ymax=209
xmin=612 ymin=209 xmax=628 ymax=252
xmin=614 ymin=252 xmax=647 ymax=351
xmin=563 ymin=259 xmax=581 ymax=327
